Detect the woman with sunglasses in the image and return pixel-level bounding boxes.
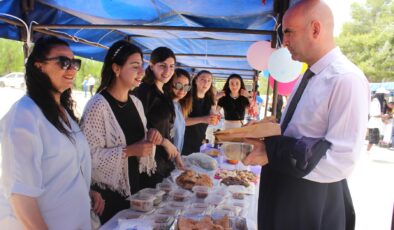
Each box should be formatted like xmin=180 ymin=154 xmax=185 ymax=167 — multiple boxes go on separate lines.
xmin=134 ymin=47 xmax=183 ymax=189
xmin=0 ymin=36 xmax=99 ymax=229
xmin=182 ymin=70 xmax=218 ymax=156
xmin=166 ymin=68 xmax=193 ymax=153
xmin=80 ymin=40 xmax=162 ymax=223
xmin=216 ymin=73 xmax=250 ymax=129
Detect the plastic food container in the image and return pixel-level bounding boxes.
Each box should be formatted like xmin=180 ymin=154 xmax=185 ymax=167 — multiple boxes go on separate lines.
xmin=129 ymin=193 xmax=155 ymax=212
xmin=139 ymin=188 xmax=165 ymax=205
xmin=190 ymin=202 xmax=211 ymax=210
xmin=204 ymin=194 xmax=225 ymax=206
xmin=192 ymin=185 xmax=210 ymax=199
xmin=227 ymin=185 xmax=247 ymax=200
xmin=157 ymin=181 xmax=174 ymax=194
xmin=156 ymin=207 xmax=181 ymax=216
xmin=222 ymin=142 xmax=253 ymax=162
xmin=216 ymin=204 xmax=242 ymax=216
xmin=152 ymin=214 xmax=175 ymax=230
xmin=211 ymin=187 xmax=229 ymax=198
xmin=170 ymin=188 xmax=191 ymax=202
xmin=183 ymin=207 xmax=209 ymax=216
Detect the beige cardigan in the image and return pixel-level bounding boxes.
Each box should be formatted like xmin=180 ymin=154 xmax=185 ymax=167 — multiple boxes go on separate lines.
xmin=80 ymin=94 xmax=156 ymax=197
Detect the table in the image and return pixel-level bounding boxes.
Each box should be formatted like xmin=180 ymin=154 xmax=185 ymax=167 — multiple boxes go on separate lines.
xmin=99 ymin=161 xmax=261 ymax=230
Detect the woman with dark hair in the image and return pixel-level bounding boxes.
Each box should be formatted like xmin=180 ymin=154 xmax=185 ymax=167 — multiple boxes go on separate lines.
xmin=166 ymin=68 xmax=193 ymax=152
xmin=80 ymin=40 xmax=162 ymax=223
xmin=182 ymin=70 xmax=218 ymax=155
xmin=134 ymin=47 xmax=183 ymax=188
xmin=0 ymin=36 xmax=100 ymax=229
xmin=216 ymin=73 xmax=250 ymax=129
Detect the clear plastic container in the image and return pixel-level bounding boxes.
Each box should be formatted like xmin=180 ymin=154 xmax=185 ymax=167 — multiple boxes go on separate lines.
xmin=192 ymin=185 xmax=210 ymax=199
xmin=211 ymin=187 xmax=229 ymax=197
xmin=170 ymin=188 xmax=191 ymax=202
xmin=155 ymin=207 xmax=181 ymax=216
xmin=222 ymin=142 xmax=253 ymax=161
xmin=157 ymin=181 xmax=174 ymax=195
xmin=204 ymin=194 xmax=225 ymax=206
xmin=139 ymin=188 xmax=165 ymax=205
xmin=183 ymin=207 xmax=208 ymax=216
xmin=216 ymin=204 xmax=242 ymax=216
xmin=151 ymin=214 xmax=175 ymax=230
xmin=227 ymin=185 xmax=247 ymax=200
xmin=128 ymin=193 xmax=155 ymax=212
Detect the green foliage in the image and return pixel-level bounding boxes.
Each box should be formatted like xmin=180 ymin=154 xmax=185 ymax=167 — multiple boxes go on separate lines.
xmin=0 ymin=38 xmax=103 ymax=90
xmin=0 ymin=38 xmax=25 ymax=74
xmin=336 ymin=0 xmax=394 ymax=82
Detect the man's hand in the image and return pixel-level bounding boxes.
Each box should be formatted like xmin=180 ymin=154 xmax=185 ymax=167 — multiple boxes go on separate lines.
xmin=242 ymin=138 xmax=269 ymax=166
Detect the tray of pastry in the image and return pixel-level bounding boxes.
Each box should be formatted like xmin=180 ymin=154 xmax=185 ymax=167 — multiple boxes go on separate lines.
xmin=175 ymin=214 xmax=247 ymax=230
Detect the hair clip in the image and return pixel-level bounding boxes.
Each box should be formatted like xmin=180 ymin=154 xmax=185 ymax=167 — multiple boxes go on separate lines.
xmin=112 ymin=45 xmax=125 ymax=59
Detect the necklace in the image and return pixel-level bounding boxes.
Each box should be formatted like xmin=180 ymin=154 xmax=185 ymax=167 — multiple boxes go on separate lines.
xmin=117 ymin=101 xmax=128 ymax=108
xmin=230 ymin=95 xmax=239 ymax=100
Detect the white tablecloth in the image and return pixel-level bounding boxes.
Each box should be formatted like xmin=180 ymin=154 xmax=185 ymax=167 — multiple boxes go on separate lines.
xmin=99 ymin=162 xmax=261 ymax=230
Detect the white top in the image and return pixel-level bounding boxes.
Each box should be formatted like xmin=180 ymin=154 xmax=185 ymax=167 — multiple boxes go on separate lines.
xmin=0 ymin=95 xmax=91 ymax=229
xmin=281 ymin=47 xmax=370 ymax=183
xmin=87 ymin=76 xmax=96 ymax=86
xmin=367 ymin=98 xmax=382 ymax=129
xmin=80 ymin=94 xmax=156 ymax=197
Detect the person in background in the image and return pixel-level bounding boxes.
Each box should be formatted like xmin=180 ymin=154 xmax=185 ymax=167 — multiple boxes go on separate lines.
xmin=0 ymin=36 xmax=103 ymax=230
xmin=367 ymin=88 xmax=386 ymax=152
xmin=243 ymin=1 xmax=369 ymax=229
xmin=87 ymin=74 xmax=96 ymax=97
xmin=216 ymin=74 xmax=250 ymax=129
xmin=255 ymin=91 xmax=264 ymax=119
xmin=82 ymin=76 xmax=88 ymax=97
xmin=134 ymin=47 xmax=183 ymax=188
xmin=167 ymin=68 xmax=192 ymax=153
xmin=182 ymin=70 xmax=217 ymax=155
xmin=80 ymin=40 xmax=162 ymax=223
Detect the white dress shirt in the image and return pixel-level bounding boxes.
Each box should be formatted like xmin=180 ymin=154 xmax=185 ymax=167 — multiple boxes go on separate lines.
xmin=281 ymin=47 xmax=370 ymax=183
xmin=0 ymin=95 xmax=92 ymax=229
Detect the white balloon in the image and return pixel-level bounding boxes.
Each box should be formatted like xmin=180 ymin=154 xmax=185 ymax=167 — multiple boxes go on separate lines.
xmin=268 ymin=48 xmax=303 ymax=83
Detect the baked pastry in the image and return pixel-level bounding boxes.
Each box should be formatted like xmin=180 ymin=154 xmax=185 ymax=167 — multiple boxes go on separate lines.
xmin=176 ymin=170 xmax=213 ymax=190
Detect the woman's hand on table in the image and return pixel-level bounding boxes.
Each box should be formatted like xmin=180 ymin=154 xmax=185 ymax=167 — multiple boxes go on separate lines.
xmin=90 ymin=190 xmax=105 ymax=216
xmin=175 ymin=154 xmax=185 ymax=170
xmin=146 ymin=128 xmax=162 ymax=145
xmin=125 ymin=141 xmax=154 ymax=157
xmin=161 ymin=138 xmax=179 ymax=159
xmin=242 ymin=138 xmax=269 ymax=166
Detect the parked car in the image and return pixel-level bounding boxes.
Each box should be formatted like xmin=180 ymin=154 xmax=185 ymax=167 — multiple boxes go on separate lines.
xmin=0 ymin=72 xmax=25 ymax=88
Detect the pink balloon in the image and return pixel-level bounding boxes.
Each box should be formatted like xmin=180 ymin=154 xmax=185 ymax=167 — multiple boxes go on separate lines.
xmin=268 ymin=75 xmax=300 ymax=96
xmin=247 ymin=41 xmax=275 ymax=71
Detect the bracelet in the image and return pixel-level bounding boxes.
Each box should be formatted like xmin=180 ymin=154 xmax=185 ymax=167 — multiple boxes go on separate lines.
xmin=121 ymin=147 xmax=128 ymax=158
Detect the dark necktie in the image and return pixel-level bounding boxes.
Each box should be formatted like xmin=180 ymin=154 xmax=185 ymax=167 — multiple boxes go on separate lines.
xmin=280 ymin=69 xmax=315 ymax=133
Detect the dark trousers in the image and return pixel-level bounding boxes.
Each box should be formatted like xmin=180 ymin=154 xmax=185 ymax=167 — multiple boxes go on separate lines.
xmin=258 ymin=167 xmax=355 ymax=230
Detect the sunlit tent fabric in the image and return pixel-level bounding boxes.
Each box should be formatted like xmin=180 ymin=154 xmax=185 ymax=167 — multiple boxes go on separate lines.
xmin=0 ymin=0 xmax=290 ymax=79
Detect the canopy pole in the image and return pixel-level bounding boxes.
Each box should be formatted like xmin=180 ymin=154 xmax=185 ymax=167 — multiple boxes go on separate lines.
xmin=33 ymin=24 xmax=275 ymax=36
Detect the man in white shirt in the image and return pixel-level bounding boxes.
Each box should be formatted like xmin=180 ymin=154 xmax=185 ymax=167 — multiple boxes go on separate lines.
xmin=244 ymin=1 xmax=369 ymax=230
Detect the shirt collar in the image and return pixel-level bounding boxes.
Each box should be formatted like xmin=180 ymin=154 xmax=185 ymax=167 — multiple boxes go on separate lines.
xmin=310 ymin=47 xmax=341 ymax=75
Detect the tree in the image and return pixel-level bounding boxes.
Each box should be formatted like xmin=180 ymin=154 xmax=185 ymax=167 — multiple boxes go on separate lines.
xmin=336 ymin=0 xmax=394 ymax=82
xmin=0 ymin=38 xmax=103 ymax=90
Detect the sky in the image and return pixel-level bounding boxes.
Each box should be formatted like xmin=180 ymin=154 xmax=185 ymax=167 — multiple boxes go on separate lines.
xmin=325 ymin=0 xmax=366 ymax=36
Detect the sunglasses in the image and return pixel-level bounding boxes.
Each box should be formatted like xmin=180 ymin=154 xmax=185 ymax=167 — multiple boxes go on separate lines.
xmin=173 ymin=82 xmax=191 ymax=92
xmin=43 ymin=56 xmax=82 ymax=71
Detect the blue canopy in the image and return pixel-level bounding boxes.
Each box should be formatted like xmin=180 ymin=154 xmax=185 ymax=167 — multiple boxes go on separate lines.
xmin=0 ymin=0 xmax=290 ymax=79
